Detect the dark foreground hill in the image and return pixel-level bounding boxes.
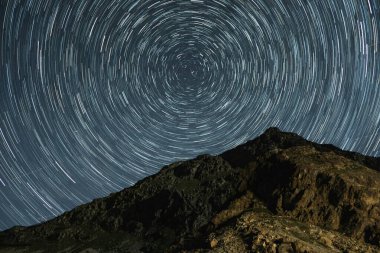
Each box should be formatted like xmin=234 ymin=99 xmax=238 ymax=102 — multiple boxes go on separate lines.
xmin=1 ymin=128 xmax=380 ymax=253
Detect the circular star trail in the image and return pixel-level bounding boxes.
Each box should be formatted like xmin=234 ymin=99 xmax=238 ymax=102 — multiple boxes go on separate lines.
xmin=0 ymin=0 xmax=379 ymax=229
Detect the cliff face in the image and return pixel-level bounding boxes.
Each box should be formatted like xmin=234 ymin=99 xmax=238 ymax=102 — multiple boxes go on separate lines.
xmin=1 ymin=128 xmax=380 ymax=253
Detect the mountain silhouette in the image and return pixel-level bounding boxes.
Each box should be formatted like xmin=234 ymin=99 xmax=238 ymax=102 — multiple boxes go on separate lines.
xmin=1 ymin=127 xmax=380 ymax=252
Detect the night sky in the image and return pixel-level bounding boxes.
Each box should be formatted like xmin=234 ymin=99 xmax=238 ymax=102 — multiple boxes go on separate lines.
xmin=0 ymin=0 xmax=379 ymax=230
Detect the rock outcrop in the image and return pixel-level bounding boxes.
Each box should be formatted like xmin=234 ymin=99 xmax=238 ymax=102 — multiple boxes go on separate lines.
xmin=0 ymin=127 xmax=379 ymax=252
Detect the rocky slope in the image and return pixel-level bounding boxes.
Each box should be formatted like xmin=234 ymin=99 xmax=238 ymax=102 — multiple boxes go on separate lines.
xmin=0 ymin=127 xmax=380 ymax=253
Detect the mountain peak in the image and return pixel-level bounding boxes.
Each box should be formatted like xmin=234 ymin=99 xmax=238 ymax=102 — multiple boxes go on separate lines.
xmin=1 ymin=128 xmax=380 ymax=252
xmin=263 ymin=126 xmax=282 ymax=134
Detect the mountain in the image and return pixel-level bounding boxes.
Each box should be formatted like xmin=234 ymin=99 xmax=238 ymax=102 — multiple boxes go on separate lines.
xmin=1 ymin=127 xmax=380 ymax=253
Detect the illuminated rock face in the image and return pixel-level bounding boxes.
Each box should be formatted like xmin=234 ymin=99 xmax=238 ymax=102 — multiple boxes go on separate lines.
xmin=1 ymin=128 xmax=380 ymax=252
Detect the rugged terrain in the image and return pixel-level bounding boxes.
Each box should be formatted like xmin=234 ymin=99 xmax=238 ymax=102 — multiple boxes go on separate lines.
xmin=0 ymin=128 xmax=380 ymax=252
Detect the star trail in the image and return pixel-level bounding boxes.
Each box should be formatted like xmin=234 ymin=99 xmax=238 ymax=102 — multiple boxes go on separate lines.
xmin=0 ymin=0 xmax=379 ymax=230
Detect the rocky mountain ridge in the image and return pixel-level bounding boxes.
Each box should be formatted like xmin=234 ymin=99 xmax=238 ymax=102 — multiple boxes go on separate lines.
xmin=0 ymin=127 xmax=380 ymax=252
